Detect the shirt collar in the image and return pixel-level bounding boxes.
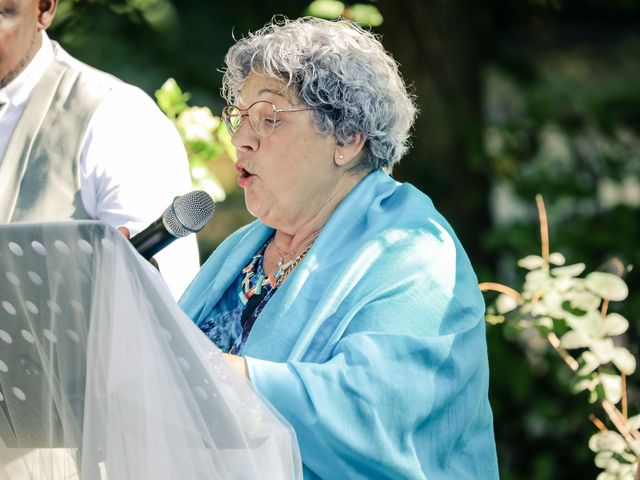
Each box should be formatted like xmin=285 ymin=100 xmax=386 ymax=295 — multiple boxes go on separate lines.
xmin=0 ymin=31 xmax=55 ymax=108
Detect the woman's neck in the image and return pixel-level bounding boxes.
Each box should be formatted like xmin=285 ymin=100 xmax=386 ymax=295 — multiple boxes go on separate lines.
xmin=273 ymin=170 xmax=366 ymax=256
xmin=272 ymin=225 xmax=320 ymax=261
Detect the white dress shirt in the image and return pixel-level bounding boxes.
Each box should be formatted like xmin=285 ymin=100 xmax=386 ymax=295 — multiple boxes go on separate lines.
xmin=0 ymin=32 xmax=200 ymax=299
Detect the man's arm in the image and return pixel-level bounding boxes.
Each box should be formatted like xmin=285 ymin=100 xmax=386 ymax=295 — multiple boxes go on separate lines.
xmin=79 ymin=82 xmax=199 ymax=299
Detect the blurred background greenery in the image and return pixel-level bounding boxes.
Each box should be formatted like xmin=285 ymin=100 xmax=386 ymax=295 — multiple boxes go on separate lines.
xmin=49 ymin=0 xmax=640 ymax=478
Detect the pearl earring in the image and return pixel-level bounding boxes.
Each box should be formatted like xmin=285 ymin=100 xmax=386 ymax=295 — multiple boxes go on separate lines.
xmin=338 ymin=154 xmax=344 ymax=159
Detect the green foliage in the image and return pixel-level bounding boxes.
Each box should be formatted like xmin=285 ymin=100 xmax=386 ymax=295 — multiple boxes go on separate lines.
xmin=155 ymin=79 xmax=236 ymax=201
xmin=483 ymin=37 xmax=640 ymax=478
xmin=590 ymin=430 xmax=638 ymax=480
xmin=55 ymin=0 xmax=178 ymax=33
xmin=485 ymin=213 xmax=639 ymax=479
xmin=305 ymin=0 xmax=345 ymax=18
xmin=304 ymin=0 xmax=383 ymax=26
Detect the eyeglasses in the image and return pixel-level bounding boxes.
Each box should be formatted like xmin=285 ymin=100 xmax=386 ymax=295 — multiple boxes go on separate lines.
xmin=221 ymin=100 xmax=313 ymax=137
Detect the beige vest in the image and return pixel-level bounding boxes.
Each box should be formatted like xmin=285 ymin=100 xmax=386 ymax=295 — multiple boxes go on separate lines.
xmin=0 ymin=59 xmax=113 ymax=223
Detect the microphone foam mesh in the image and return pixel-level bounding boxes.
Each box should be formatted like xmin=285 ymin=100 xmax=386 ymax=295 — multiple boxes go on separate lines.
xmin=163 ymin=191 xmax=215 ymax=237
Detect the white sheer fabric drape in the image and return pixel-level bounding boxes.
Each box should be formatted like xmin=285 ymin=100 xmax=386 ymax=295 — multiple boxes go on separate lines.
xmin=0 ymin=221 xmax=301 ymax=480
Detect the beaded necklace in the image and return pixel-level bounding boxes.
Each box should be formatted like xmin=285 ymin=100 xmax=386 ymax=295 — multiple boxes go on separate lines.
xmin=239 ymin=237 xmax=314 ymax=305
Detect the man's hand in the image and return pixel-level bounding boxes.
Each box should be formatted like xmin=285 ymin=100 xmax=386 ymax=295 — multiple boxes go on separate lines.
xmin=117 ymin=226 xmax=131 ymax=239
xmin=117 ymin=226 xmax=158 ymax=269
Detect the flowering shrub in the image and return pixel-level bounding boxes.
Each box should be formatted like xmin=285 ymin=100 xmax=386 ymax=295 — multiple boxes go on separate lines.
xmin=483 ymin=196 xmax=639 ymax=480
xmin=155 ymin=78 xmax=236 ymax=201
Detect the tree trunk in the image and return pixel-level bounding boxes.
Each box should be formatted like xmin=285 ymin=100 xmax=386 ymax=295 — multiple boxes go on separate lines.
xmin=377 ymin=0 xmax=491 ymax=266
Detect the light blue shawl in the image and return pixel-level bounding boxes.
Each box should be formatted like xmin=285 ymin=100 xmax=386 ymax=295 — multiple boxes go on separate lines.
xmin=180 ymin=169 xmax=499 ymax=479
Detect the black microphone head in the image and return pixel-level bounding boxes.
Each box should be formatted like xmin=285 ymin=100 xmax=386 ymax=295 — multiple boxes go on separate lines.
xmin=163 ymin=190 xmax=215 ymax=237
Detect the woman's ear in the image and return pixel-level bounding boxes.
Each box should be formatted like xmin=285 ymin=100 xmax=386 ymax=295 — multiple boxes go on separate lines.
xmin=37 ymin=0 xmax=58 ymax=31
xmin=334 ymin=133 xmax=366 ymax=167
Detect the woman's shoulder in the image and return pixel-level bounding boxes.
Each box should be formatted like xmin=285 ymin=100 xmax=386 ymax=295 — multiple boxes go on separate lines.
xmin=337 ymin=170 xmax=462 ymax=258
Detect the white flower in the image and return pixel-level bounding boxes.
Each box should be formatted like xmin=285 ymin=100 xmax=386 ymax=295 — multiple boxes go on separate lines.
xmin=178 ymin=107 xmax=220 ymax=143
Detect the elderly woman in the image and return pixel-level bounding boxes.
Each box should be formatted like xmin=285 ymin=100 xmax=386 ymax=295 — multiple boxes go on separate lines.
xmin=180 ymin=16 xmax=499 ymax=479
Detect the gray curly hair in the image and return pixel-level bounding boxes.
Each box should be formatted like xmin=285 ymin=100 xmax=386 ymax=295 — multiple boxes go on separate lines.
xmin=222 ymin=16 xmax=417 ymax=171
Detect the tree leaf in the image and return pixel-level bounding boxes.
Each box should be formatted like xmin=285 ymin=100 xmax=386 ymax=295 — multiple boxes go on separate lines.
xmin=349 ymin=4 xmax=384 ymax=27
xmin=566 ymin=290 xmax=601 ymax=312
xmin=155 ymin=78 xmax=188 ymax=119
xmin=485 ymin=314 xmax=505 ymax=325
xmin=551 ymin=263 xmax=585 ymax=278
xmin=560 ymin=330 xmax=592 ymax=349
xmin=495 ymin=293 xmax=519 ymax=314
xmin=630 ymin=439 xmax=640 ymax=456
xmin=572 ymin=376 xmax=595 ymax=394
xmin=589 ymin=430 xmax=626 ymax=453
xmin=596 ymin=472 xmax=615 ymax=480
xmin=590 ymin=339 xmax=616 ymax=363
xmin=594 ymin=451 xmax=613 ymax=468
xmin=304 ymin=0 xmax=345 ymax=19
xmin=577 ymin=351 xmax=600 ymax=375
xmin=603 ymin=456 xmax=622 ymax=474
xmin=611 ymin=347 xmax=636 ymax=375
xmin=612 ymin=463 xmax=636 ymax=477
xmin=585 ymin=272 xmax=629 ymax=301
xmin=566 ymin=310 xmax=602 ymax=338
xmin=536 ymin=316 xmax=554 ymax=330
xmin=626 ymin=414 xmax=640 ymax=432
xmin=518 ymin=255 xmax=546 ymax=270
xmin=553 ymin=276 xmax=577 ymax=294
xmin=620 ymin=450 xmax=637 ymax=463
xmin=596 ymin=472 xmax=619 ymax=480
xmin=542 ymin=291 xmax=566 ymax=318
xmin=548 ymin=252 xmax=566 ymax=265
xmin=599 ymin=372 xmax=622 ymax=404
xmin=602 ymin=313 xmax=629 ymax=337
xmin=530 ymin=301 xmax=548 ymax=316
xmin=524 ymin=269 xmax=550 ymax=290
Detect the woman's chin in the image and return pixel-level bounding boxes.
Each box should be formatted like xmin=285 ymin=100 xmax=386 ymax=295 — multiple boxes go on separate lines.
xmin=244 ymin=196 xmax=271 ymax=224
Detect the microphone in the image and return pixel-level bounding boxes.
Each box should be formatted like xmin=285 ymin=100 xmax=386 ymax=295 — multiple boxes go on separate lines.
xmin=130 ymin=190 xmax=215 ymax=259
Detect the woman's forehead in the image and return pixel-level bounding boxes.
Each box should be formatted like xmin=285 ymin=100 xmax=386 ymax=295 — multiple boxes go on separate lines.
xmin=237 ymin=72 xmax=299 ymax=107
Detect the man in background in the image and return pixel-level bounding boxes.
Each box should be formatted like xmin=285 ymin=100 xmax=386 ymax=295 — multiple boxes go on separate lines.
xmin=0 ymin=0 xmax=199 ymax=298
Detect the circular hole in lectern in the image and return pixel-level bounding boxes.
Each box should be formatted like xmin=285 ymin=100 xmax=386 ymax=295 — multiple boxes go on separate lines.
xmin=67 ymin=329 xmax=80 ymax=343
xmin=43 ymin=329 xmax=57 ymax=343
xmin=161 ymin=328 xmax=172 ymax=342
xmin=101 ymin=238 xmax=115 ymax=251
xmin=54 ymin=240 xmax=70 ymax=255
xmin=8 ymin=242 xmax=23 ymax=256
xmin=12 ymin=387 xmax=26 ymax=402
xmin=177 ymin=356 xmax=191 ymax=371
xmin=5 ymin=272 xmax=19 ymax=286
xmin=69 ymin=300 xmax=84 ymax=314
xmin=21 ymin=330 xmax=35 ymax=344
xmin=0 ymin=360 xmax=8 ymax=373
xmin=25 ymin=301 xmax=38 ymax=315
xmin=52 ymin=272 xmax=65 ymax=284
xmin=0 ymin=330 xmax=12 ymax=344
xmin=27 ymin=271 xmax=43 ymax=286
xmin=1 ymin=301 xmax=16 ymax=316
xmin=31 ymin=241 xmax=47 ymax=256
xmin=46 ymin=301 xmax=62 ymax=314
xmin=194 ymin=386 xmax=208 ymax=400
xmin=78 ymin=239 xmax=94 ymax=255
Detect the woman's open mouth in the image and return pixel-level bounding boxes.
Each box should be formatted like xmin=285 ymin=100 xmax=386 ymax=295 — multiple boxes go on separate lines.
xmin=237 ymin=165 xmax=254 ymax=187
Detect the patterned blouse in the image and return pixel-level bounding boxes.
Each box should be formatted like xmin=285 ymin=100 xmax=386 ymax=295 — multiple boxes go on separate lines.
xmin=197 ymin=241 xmax=277 ymax=354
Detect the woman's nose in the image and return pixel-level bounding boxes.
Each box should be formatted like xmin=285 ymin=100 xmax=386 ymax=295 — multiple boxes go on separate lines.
xmin=231 ymin=119 xmax=259 ymax=152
